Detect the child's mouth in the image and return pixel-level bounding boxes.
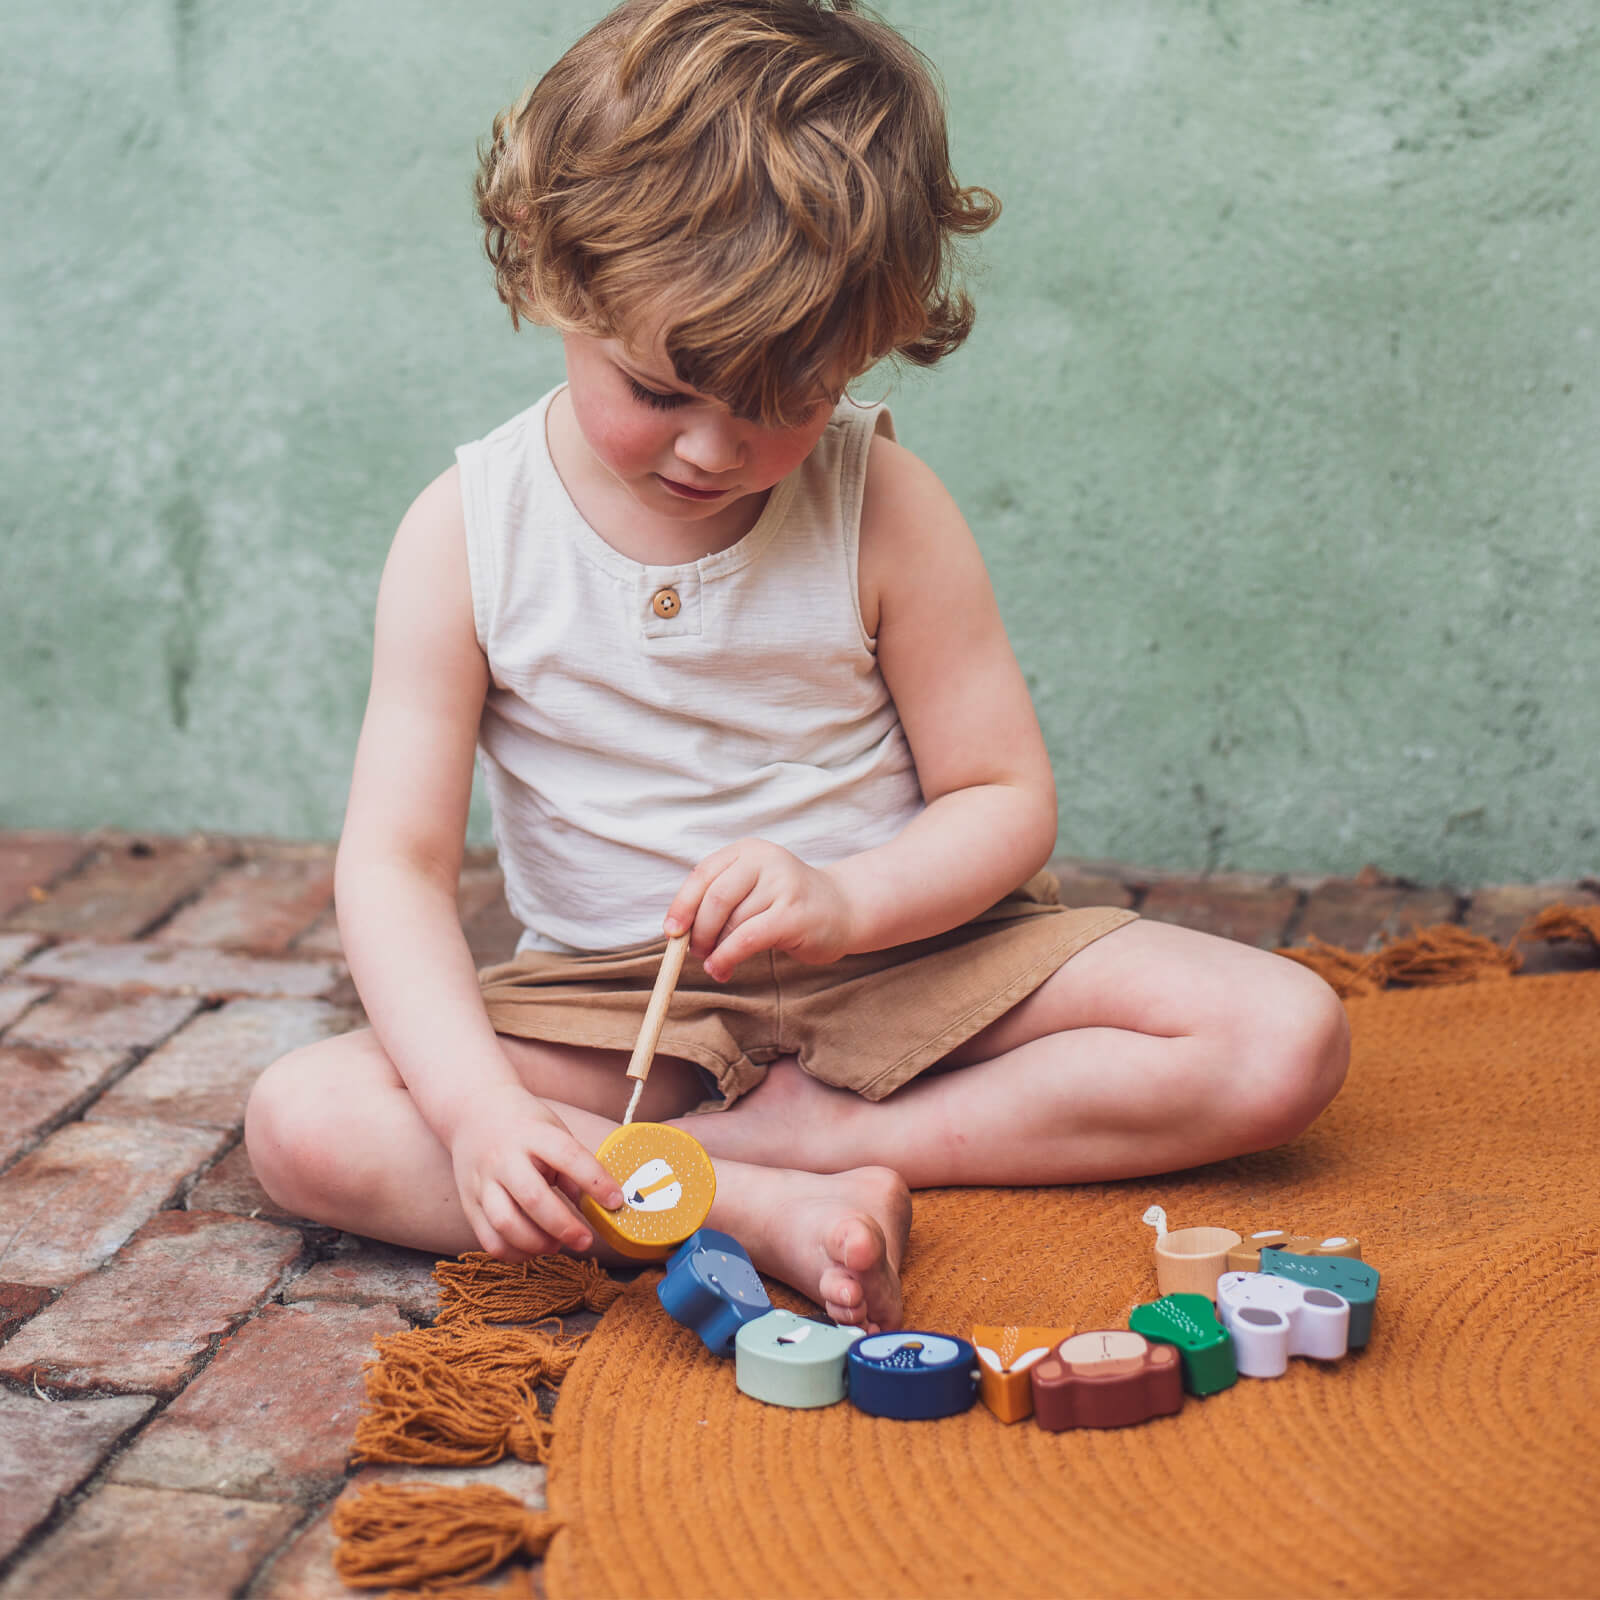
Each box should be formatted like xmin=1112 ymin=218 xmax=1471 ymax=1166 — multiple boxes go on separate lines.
xmin=656 ymin=475 xmax=727 ymax=501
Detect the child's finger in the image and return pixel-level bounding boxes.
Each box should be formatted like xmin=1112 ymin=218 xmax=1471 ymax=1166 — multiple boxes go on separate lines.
xmin=690 ymin=860 xmax=761 ymax=958
xmin=538 ymin=1130 xmax=623 ymax=1210
xmin=664 ymin=846 xmax=736 ymax=936
xmin=506 ymin=1163 xmax=598 ymax=1253
xmin=705 ymin=905 xmax=784 ymax=980
xmin=480 ymin=1183 xmax=564 ymax=1258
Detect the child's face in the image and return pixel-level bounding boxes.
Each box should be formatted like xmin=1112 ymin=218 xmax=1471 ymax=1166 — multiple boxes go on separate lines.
xmin=561 ymin=326 xmax=836 ymax=530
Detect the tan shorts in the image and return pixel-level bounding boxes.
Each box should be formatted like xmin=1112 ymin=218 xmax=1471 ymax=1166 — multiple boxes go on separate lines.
xmin=476 ymin=876 xmax=1139 ymax=1113
xmin=477 ymin=872 xmax=1136 ymax=1109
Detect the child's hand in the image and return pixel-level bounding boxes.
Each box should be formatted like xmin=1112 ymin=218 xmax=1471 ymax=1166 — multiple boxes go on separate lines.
xmin=448 ymin=1083 xmax=624 ymax=1260
xmin=667 ymin=837 xmax=855 ymax=981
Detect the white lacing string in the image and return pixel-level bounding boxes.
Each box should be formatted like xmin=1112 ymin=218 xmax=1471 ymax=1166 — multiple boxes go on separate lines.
xmin=622 ymin=1075 xmax=646 ymax=1128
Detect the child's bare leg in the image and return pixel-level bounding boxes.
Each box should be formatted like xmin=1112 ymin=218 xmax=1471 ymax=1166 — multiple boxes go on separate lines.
xmin=245 ymin=1032 xmax=909 ymax=1330
xmin=675 ymin=920 xmax=1350 ymax=1186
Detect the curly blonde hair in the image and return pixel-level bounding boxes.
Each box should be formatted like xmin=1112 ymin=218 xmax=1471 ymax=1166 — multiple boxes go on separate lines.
xmin=475 ymin=0 xmax=999 ymax=425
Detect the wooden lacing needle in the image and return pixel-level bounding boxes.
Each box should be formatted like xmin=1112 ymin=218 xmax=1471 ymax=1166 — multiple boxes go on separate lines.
xmin=622 ymin=932 xmax=690 ymax=1126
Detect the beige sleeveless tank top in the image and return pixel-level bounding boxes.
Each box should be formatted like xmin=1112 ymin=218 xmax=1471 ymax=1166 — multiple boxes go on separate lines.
xmin=456 ymin=388 xmax=923 ymax=952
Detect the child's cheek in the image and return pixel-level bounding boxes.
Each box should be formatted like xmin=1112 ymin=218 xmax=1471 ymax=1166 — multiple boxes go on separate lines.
xmin=574 ymin=395 xmax=660 ymax=478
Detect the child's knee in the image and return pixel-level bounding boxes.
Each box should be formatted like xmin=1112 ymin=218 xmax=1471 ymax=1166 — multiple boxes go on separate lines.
xmin=244 ymin=1041 xmax=349 ymax=1215
xmin=1234 ymin=969 xmax=1350 ymax=1148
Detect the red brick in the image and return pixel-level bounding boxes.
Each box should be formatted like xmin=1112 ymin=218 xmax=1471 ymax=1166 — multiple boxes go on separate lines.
xmin=109 ymin=1300 xmax=406 ymax=1501
xmin=0 ymin=1483 xmax=298 ymax=1600
xmin=156 ymin=854 xmax=336 ymax=954
xmin=0 ymin=1392 xmax=155 ymax=1561
xmin=256 ymin=1461 xmax=548 ymax=1600
xmin=1386 ymin=887 xmax=1461 ymax=933
xmin=0 ymin=932 xmax=45 ymax=974
xmin=88 ymin=998 xmax=352 ymax=1131
xmin=185 ymin=1142 xmax=332 ymax=1234
xmin=1292 ymin=880 xmax=1405 ymax=950
xmin=0 ymin=1121 xmax=227 ymax=1286
xmin=0 ymin=1043 xmax=128 ymax=1168
xmin=6 ymin=984 xmax=201 ymax=1053
xmin=0 ymin=979 xmax=49 ymax=1033
xmin=0 ymin=1210 xmax=303 ymax=1397
xmin=20 ymin=939 xmax=343 ymax=1001
xmin=1293 ymin=881 xmax=1459 ymax=951
xmin=1138 ymin=879 xmax=1301 ymax=947
xmin=0 ymin=1283 xmax=54 ymax=1341
xmin=1464 ymin=881 xmax=1600 ymax=943
xmin=0 ymin=834 xmax=94 ymax=922
xmin=3 ymin=834 xmax=234 ymax=940
xmin=288 ymin=1237 xmax=441 ymax=1322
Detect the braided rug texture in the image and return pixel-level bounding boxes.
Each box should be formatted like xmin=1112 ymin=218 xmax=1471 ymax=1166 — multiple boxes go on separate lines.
xmin=542 ymin=971 xmax=1600 ymax=1599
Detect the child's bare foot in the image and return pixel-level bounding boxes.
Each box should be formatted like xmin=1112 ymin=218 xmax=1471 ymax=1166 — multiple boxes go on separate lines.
xmin=712 ymin=1161 xmax=910 ymax=1334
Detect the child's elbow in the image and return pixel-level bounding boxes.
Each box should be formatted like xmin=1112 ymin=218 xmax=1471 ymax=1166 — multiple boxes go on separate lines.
xmin=1014 ymin=776 xmax=1059 ymax=876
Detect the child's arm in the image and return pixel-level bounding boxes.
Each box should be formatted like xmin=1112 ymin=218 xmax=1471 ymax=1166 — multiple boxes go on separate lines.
xmin=336 ymin=467 xmax=622 ymax=1256
xmin=668 ymin=435 xmax=1059 ymax=980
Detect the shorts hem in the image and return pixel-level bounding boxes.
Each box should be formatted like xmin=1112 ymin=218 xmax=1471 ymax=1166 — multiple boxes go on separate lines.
xmin=846 ymin=906 xmax=1139 ymax=1101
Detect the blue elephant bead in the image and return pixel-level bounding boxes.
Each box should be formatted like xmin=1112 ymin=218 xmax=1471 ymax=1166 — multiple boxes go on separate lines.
xmin=846 ymin=1332 xmax=979 ymax=1419
xmin=656 ymin=1228 xmax=772 ymax=1357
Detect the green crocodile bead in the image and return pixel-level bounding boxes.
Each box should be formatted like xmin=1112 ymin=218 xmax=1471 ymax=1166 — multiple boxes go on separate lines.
xmin=1129 ymin=1293 xmax=1238 ymax=1396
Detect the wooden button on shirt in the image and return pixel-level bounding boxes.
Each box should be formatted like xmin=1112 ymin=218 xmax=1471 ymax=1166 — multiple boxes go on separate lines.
xmin=652 ymin=587 xmax=681 ymax=619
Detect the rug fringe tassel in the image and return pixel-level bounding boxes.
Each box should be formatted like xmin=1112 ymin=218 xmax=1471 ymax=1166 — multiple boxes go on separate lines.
xmin=1519 ymin=902 xmax=1600 ymax=951
xmin=353 ymin=1320 xmax=582 ymax=1466
xmin=1279 ymin=920 xmax=1524 ymax=996
xmin=433 ymin=1251 xmax=625 ymax=1327
xmin=331 ymin=1482 xmax=556 ymax=1591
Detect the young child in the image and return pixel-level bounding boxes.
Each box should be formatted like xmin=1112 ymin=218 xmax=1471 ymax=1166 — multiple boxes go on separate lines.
xmin=246 ymin=0 xmax=1348 ymax=1334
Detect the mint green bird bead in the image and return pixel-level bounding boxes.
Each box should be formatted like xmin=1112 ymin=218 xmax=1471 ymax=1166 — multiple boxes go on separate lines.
xmin=735 ymin=1310 xmax=863 ymax=1408
xmin=1129 ymin=1293 xmax=1238 ymax=1396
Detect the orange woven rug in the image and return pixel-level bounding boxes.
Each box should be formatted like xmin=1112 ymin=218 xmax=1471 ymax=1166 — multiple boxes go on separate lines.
xmin=541 ymin=971 xmax=1600 ymax=1599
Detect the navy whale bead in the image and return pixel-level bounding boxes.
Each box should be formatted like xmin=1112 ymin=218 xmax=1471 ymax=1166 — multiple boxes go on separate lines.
xmin=846 ymin=1332 xmax=979 ymax=1419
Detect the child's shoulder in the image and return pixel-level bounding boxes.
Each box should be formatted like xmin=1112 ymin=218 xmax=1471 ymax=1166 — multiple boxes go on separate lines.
xmin=859 ymin=423 xmax=963 ymax=541
xmin=856 ymin=419 xmax=988 ymax=639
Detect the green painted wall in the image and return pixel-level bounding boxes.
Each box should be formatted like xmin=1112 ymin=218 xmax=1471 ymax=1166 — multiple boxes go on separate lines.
xmin=4 ymin=1 xmax=1596 ymax=882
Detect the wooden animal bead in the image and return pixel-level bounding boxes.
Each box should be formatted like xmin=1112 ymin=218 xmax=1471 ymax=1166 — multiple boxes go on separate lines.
xmin=1127 ymin=1294 xmax=1237 ymax=1396
xmin=1227 ymin=1228 xmax=1363 ymax=1273
xmin=578 ymin=1122 xmax=716 ymax=1262
xmin=735 ymin=1310 xmax=862 ymax=1408
xmin=1030 ymin=1331 xmax=1184 ymax=1431
xmin=1260 ymin=1251 xmax=1380 ymax=1348
xmin=656 ymin=1228 xmax=771 ymax=1356
xmin=1152 ymin=1226 xmax=1244 ymax=1300
xmin=970 ymin=1324 xmax=1069 ymax=1423
xmin=846 ymin=1332 xmax=979 ymax=1420
xmin=1215 ymin=1270 xmax=1350 ymax=1376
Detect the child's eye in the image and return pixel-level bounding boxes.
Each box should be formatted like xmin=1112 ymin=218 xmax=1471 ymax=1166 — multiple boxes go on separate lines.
xmin=626 ymin=376 xmax=688 ymax=411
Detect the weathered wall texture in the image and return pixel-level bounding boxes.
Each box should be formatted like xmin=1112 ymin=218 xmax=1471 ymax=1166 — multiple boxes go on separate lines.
xmin=3 ymin=2 xmax=1596 ymax=881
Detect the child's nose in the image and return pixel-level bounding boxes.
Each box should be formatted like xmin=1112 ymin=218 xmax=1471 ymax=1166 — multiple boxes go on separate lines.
xmin=675 ymin=415 xmax=744 ymax=475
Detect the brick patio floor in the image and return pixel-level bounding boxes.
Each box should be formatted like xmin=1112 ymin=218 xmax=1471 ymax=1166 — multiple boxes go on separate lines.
xmin=0 ymin=829 xmax=1595 ymax=1598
